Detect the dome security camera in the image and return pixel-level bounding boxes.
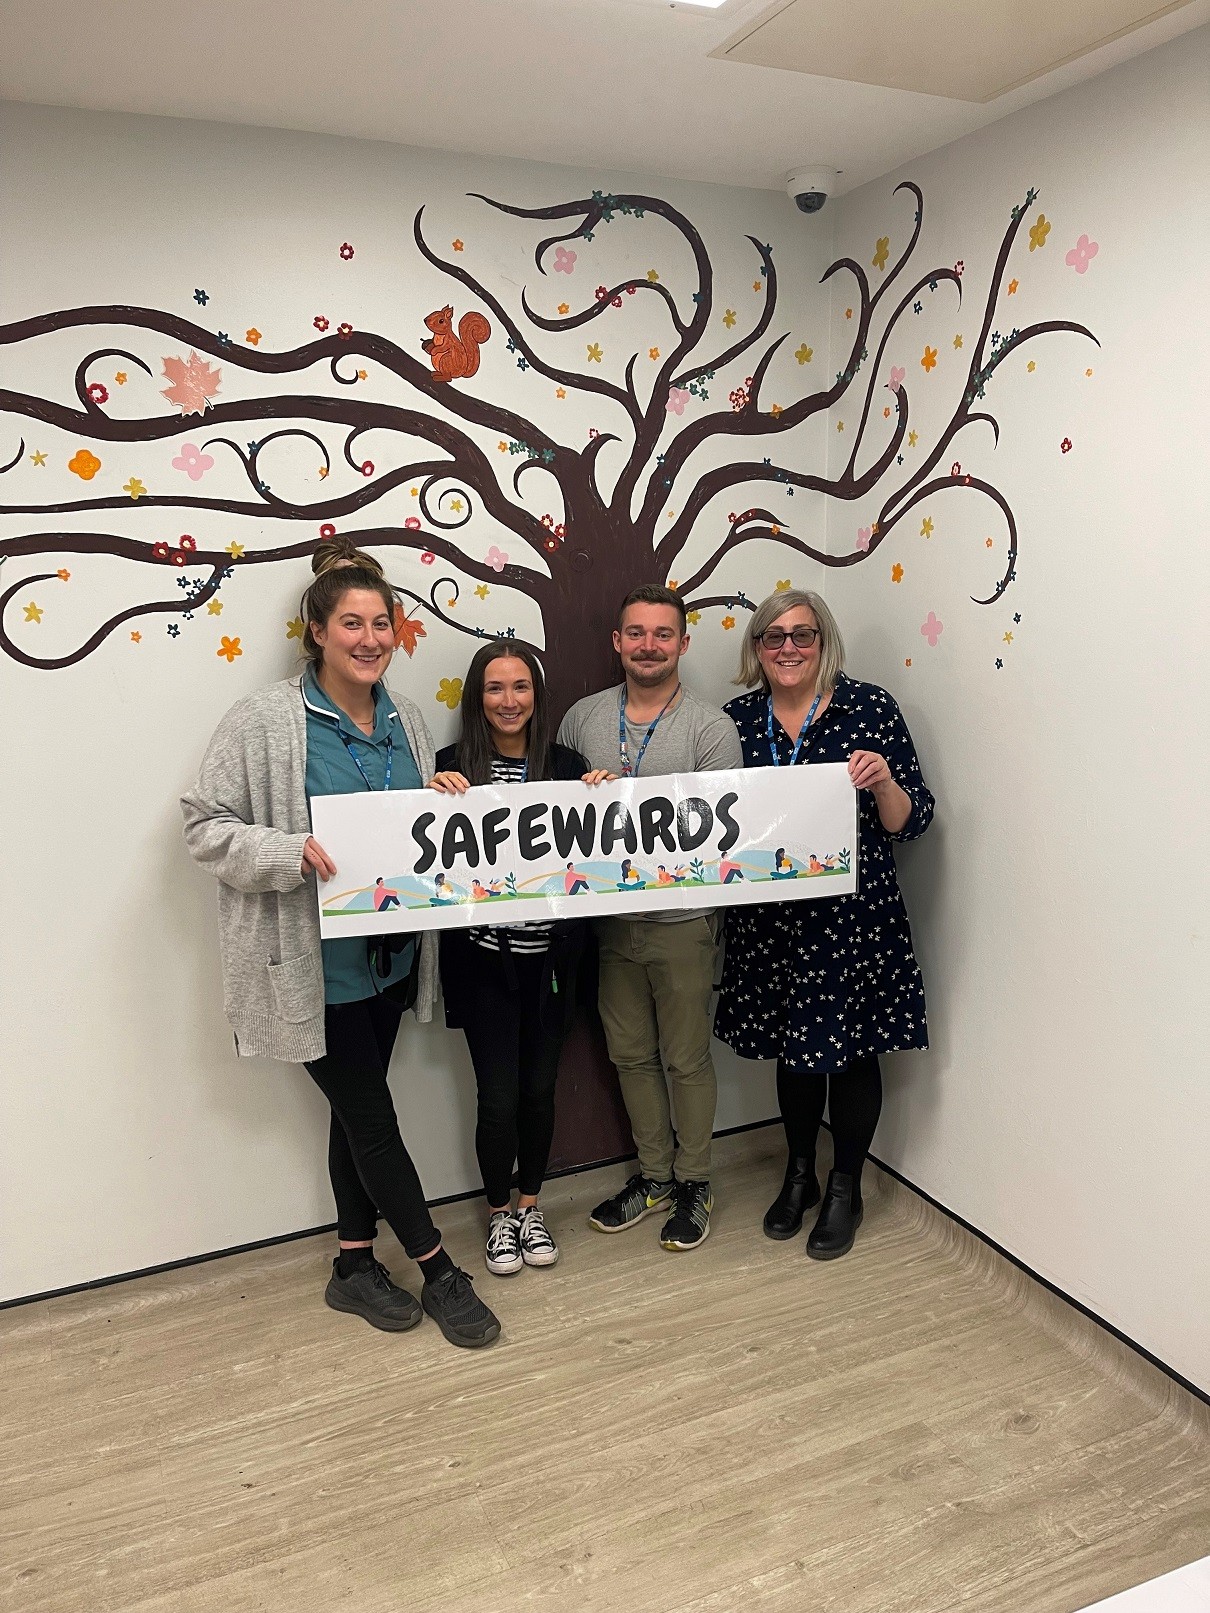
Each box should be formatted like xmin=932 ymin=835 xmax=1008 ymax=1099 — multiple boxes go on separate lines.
xmin=786 ymin=167 xmax=841 ymax=214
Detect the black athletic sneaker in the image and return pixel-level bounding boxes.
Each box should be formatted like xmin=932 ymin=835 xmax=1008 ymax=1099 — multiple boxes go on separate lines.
xmin=422 ymin=1266 xmax=502 ymax=1348
xmin=589 ymin=1172 xmax=675 ymax=1233
xmin=324 ymin=1258 xmax=422 ymax=1332
xmin=660 ymin=1180 xmax=713 ymax=1251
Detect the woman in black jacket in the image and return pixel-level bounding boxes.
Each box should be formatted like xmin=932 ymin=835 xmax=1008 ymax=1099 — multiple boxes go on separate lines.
xmin=428 ymin=640 xmax=602 ymax=1277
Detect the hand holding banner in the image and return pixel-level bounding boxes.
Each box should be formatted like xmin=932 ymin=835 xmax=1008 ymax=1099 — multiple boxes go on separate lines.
xmin=311 ymin=765 xmax=857 ymax=938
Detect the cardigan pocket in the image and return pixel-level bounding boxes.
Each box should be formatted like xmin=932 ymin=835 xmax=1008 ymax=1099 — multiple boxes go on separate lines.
xmin=267 ymin=950 xmax=322 ymax=1023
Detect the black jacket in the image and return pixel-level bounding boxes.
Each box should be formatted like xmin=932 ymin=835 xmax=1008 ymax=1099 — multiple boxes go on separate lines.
xmin=435 ymin=741 xmax=591 ymax=1035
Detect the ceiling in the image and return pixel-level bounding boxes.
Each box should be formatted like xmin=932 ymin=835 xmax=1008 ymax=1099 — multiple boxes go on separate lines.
xmin=1 ymin=0 xmax=1206 ymax=195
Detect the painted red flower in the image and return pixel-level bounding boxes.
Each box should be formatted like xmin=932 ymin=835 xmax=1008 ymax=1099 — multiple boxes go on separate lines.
xmin=313 ymin=316 xmax=329 ymax=332
xmin=153 ymin=541 xmax=171 ymax=560
xmin=595 ymin=285 xmax=608 ymax=301
xmin=361 ymin=460 xmax=374 ymax=476
xmin=404 ymin=516 xmax=421 ymax=530
xmin=611 ymin=297 xmax=622 ymax=309
xmin=339 ymin=242 xmax=354 ymax=260
xmin=319 ymin=523 xmax=336 ymax=539
xmin=1061 ymin=438 xmax=1072 ymax=453
xmin=950 ymin=461 xmax=962 ymax=477
xmin=625 ymin=284 xmax=636 ymax=295
xmin=541 ymin=513 xmax=554 ymax=528
xmin=420 ymin=551 xmax=435 ymax=565
xmin=172 ymin=550 xmax=188 ymax=566
xmin=953 ymin=260 xmax=964 ymax=276
xmin=86 ymin=382 xmax=109 ymax=405
xmin=338 ymin=322 xmax=353 ymax=340
xmin=179 ymin=534 xmax=197 ymax=552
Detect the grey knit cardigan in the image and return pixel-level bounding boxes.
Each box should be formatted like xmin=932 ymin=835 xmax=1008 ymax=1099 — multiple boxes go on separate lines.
xmin=181 ymin=675 xmax=439 ymax=1062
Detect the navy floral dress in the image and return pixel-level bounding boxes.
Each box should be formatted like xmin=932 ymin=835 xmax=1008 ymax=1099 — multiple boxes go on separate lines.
xmin=714 ymin=674 xmax=935 ymax=1076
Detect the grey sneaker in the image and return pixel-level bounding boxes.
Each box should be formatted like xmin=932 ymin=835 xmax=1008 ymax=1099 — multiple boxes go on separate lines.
xmin=517 ymin=1205 xmax=559 ymax=1267
xmin=422 ymin=1266 xmax=502 ymax=1349
xmin=589 ymin=1172 xmax=675 ymax=1233
xmin=660 ymin=1180 xmax=713 ymax=1251
xmin=324 ymin=1258 xmax=422 ymax=1331
xmin=485 ymin=1210 xmax=523 ymax=1276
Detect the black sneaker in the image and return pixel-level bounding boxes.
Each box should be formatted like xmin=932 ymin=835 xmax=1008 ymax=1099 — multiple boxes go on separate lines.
xmin=422 ymin=1266 xmax=502 ymax=1349
xmin=660 ymin=1180 xmax=713 ymax=1251
xmin=589 ymin=1172 xmax=675 ymax=1233
xmin=324 ymin=1258 xmax=422 ymax=1332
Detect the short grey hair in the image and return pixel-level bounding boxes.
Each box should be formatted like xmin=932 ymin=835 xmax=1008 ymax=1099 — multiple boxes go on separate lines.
xmin=733 ymin=588 xmax=845 ymax=692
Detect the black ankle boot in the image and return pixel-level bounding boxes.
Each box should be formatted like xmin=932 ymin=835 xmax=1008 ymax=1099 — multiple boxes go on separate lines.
xmin=805 ymin=1170 xmax=863 ymax=1260
xmin=763 ymin=1156 xmax=821 ymax=1240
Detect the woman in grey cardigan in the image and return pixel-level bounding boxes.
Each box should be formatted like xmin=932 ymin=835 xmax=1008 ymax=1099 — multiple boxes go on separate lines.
xmin=182 ymin=540 xmax=500 ymax=1349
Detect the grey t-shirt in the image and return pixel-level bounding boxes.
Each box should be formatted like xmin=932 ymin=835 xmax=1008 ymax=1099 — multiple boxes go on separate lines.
xmin=558 ymin=682 xmax=742 ymax=922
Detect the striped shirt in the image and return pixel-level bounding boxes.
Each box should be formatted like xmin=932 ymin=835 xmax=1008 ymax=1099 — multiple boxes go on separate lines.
xmin=469 ymin=755 xmax=553 ymax=955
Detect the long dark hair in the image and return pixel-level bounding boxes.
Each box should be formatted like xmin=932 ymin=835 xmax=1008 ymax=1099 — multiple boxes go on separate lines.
xmin=455 ymin=639 xmax=552 ymax=784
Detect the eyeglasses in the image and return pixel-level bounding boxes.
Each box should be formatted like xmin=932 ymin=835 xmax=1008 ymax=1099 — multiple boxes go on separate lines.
xmin=756 ymin=626 xmax=820 ymax=650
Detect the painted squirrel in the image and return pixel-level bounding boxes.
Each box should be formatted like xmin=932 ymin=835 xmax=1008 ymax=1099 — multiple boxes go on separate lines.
xmin=422 ymin=305 xmax=491 ymax=381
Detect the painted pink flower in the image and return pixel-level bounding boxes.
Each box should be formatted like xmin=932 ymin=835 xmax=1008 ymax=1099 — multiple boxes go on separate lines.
xmin=856 ymin=526 xmax=872 ymax=552
xmin=729 ymin=386 xmax=749 ymax=413
xmin=953 ymin=260 xmax=964 ymax=277
xmin=339 ymin=242 xmax=354 ymax=261
xmin=666 ymin=387 xmax=690 ymax=415
xmin=950 ymin=461 xmax=962 ymax=477
xmin=171 ymin=442 xmax=215 ymax=481
xmin=920 ymin=611 xmax=944 ymax=647
xmin=552 ymin=247 xmax=577 ymax=274
xmin=1065 ymin=235 xmax=1099 ymax=275
xmin=404 ymin=516 xmax=422 ymax=530
xmin=420 ymin=550 xmax=435 ymax=564
xmin=485 ymin=546 xmax=509 ymax=573
xmin=887 ymin=366 xmax=905 ymax=393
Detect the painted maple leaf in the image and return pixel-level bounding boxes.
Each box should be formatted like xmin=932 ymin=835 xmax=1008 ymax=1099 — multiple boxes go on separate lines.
xmin=161 ymin=351 xmax=222 ymax=415
xmin=393 ymin=606 xmax=427 ymax=657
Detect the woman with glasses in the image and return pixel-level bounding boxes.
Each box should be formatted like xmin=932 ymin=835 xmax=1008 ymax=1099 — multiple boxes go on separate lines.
xmin=714 ymin=589 xmax=934 ymax=1259
xmin=182 ymin=538 xmax=501 ymax=1348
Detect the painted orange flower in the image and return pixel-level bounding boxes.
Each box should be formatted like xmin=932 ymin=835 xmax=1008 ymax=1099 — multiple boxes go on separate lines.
xmin=891 ymin=563 xmax=904 ymax=583
xmin=721 ymin=616 xmax=736 ymax=630
xmin=217 ymin=636 xmax=243 ymax=662
xmin=68 ymin=448 xmax=101 ymax=481
xmin=920 ymin=347 xmax=938 ymax=372
xmin=245 ymin=328 xmax=262 ymax=346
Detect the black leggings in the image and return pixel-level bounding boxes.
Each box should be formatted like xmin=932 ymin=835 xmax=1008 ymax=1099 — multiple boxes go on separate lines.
xmin=460 ymin=947 xmax=565 ymax=1208
xmin=776 ymin=1055 xmax=883 ymax=1186
xmin=304 ymin=996 xmax=441 ymax=1262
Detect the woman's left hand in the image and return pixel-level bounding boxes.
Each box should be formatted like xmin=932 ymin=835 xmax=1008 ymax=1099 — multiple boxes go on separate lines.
xmin=848 ymin=750 xmax=892 ymax=792
xmin=427 ymin=770 xmax=470 ymax=794
xmin=582 ymin=769 xmax=618 ymax=786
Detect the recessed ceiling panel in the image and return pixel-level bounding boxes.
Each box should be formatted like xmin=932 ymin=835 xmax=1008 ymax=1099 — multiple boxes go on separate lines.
xmin=715 ymin=0 xmax=1197 ymax=101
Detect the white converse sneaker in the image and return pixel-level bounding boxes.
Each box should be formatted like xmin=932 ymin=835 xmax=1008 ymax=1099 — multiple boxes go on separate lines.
xmin=485 ymin=1210 xmax=523 ymax=1276
xmin=517 ymin=1205 xmax=559 ymax=1267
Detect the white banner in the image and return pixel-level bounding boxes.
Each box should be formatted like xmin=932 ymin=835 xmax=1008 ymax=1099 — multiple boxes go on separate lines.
xmin=312 ymin=765 xmax=858 ymax=938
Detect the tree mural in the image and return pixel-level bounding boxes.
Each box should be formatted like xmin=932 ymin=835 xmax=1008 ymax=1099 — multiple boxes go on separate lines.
xmin=0 ymin=182 xmax=1095 ymax=716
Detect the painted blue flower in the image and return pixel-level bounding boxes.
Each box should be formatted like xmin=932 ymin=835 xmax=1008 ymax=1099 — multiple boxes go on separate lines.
xmin=1013 ymin=612 xmax=1021 ymax=623
xmin=995 ymin=658 xmax=1003 ymax=669
xmin=217 ymin=332 xmax=231 ymax=346
xmin=194 ymin=289 xmax=208 ymax=305
xmin=167 ymin=622 xmax=181 ymax=638
xmin=913 ymin=301 xmax=922 ymax=315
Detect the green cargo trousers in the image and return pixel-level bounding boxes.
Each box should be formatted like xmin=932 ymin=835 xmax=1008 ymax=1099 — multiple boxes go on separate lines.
xmin=594 ymin=913 xmax=720 ymax=1184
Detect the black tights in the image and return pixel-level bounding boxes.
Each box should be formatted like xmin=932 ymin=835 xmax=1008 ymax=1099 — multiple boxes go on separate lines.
xmin=460 ymin=947 xmax=565 ymax=1208
xmin=776 ymin=1055 xmax=883 ymax=1190
xmin=304 ymin=996 xmax=442 ymax=1262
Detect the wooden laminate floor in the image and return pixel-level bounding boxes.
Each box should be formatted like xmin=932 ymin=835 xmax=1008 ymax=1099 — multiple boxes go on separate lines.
xmin=4 ymin=1127 xmax=1208 ymax=1613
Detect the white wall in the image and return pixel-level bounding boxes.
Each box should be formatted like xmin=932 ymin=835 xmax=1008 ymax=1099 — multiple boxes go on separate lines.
xmin=828 ymin=28 xmax=1210 ymax=1391
xmin=0 ymin=103 xmax=829 ymax=1301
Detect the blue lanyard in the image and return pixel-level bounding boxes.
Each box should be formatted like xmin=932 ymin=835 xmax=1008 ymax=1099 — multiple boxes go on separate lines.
xmin=340 ymin=729 xmax=393 ymax=792
xmin=618 ymin=684 xmax=681 ymax=777
xmin=767 ymin=693 xmax=820 ymax=767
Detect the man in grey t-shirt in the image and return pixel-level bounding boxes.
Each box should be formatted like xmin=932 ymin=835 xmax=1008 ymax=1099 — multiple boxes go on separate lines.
xmin=558 ymin=585 xmax=742 ymax=1251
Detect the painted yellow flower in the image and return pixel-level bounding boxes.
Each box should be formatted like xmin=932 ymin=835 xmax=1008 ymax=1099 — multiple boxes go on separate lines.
xmin=1027 ymin=360 xmax=1036 ymax=373
xmin=124 ymin=477 xmax=147 ymax=500
xmin=286 ymin=617 xmax=304 ymax=640
xmin=775 ymin=579 xmax=791 ymax=592
xmin=723 ymin=309 xmax=737 ymax=328
xmin=920 ymin=517 xmax=934 ymax=538
xmin=1028 ymin=214 xmax=1051 ymax=251
xmin=647 ymin=269 xmax=659 ymax=283
xmin=207 ymin=600 xmax=223 ymax=616
xmin=686 ymin=610 xmax=701 ymax=625
xmin=953 ymin=334 xmax=963 ymax=350
xmin=586 ymin=343 xmax=603 ymax=363
xmin=29 ymin=450 xmax=47 ymax=466
xmin=23 ymin=601 xmax=43 ymax=623
xmin=475 ymin=584 xmax=490 ymax=599
xmin=872 ymin=236 xmax=890 ymax=271
xmin=908 ymin=430 xmax=919 ymax=447
xmin=795 ymin=344 xmax=813 ymax=365
xmin=769 ymin=402 xmax=784 ymax=419
xmin=1003 ymin=631 xmax=1014 ymax=644
xmin=836 ymin=420 xmax=845 ymax=432
xmin=436 ymin=677 xmax=464 ymax=710
xmin=226 ymin=541 xmax=245 ymax=559
xmin=68 ymin=447 xmax=101 ymax=481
